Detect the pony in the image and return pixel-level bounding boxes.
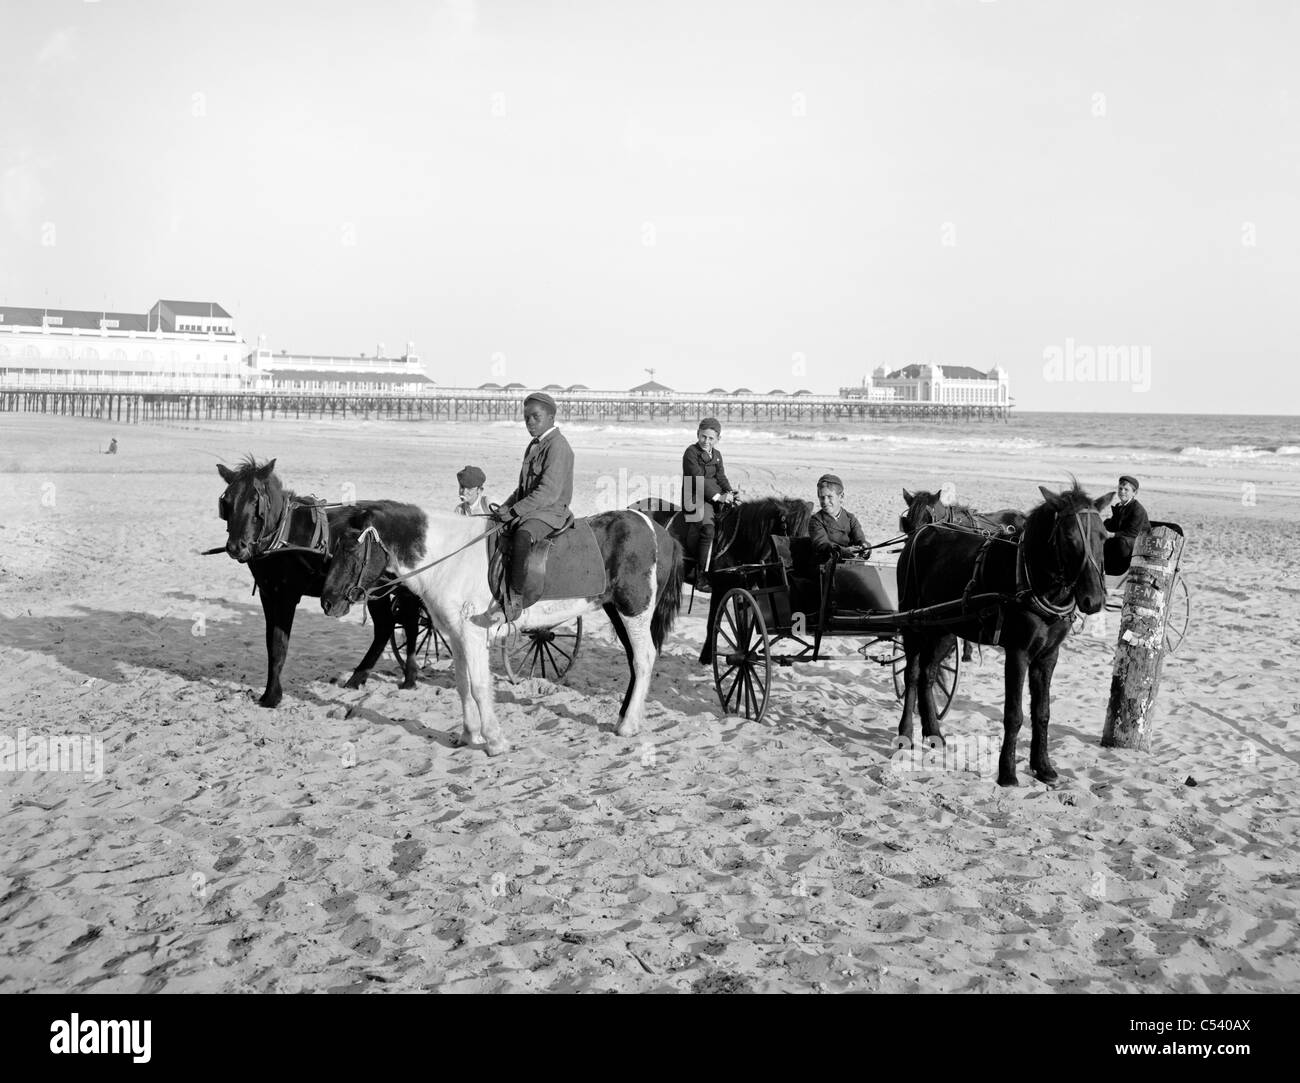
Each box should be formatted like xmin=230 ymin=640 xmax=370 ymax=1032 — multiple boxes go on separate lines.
xmin=900 ymin=488 xmax=1027 ymax=663
xmin=896 ymin=482 xmax=1112 ymax=786
xmin=216 ymin=457 xmax=423 ymax=706
xmin=319 ymin=505 xmax=683 ymax=753
xmin=630 ymin=496 xmax=813 ymax=664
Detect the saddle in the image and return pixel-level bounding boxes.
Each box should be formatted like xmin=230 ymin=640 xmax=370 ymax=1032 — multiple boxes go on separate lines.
xmin=489 ymin=519 xmax=608 ymax=619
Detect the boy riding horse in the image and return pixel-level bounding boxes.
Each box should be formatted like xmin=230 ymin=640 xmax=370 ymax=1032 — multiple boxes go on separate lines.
xmin=490 ymin=391 xmax=575 ymax=625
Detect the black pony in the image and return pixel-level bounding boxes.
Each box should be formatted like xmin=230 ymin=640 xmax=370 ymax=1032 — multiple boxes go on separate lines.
xmin=216 ymin=457 xmax=422 ymax=706
xmin=631 ymin=496 xmax=813 ymax=664
xmin=897 ymin=482 xmax=1111 ymax=786
xmin=900 ymin=488 xmax=1027 ymax=663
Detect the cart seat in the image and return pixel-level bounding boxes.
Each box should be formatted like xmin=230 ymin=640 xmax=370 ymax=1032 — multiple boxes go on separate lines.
xmin=829 ymin=560 xmax=897 ymax=615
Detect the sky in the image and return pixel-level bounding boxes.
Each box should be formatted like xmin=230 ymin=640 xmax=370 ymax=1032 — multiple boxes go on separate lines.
xmin=2 ymin=0 xmax=1296 ymax=413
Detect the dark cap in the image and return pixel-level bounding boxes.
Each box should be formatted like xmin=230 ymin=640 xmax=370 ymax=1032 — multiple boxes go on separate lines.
xmin=457 ymin=465 xmax=486 ymax=489
xmin=1118 ymin=474 xmax=1139 ymax=491
xmin=524 ymin=391 xmax=558 ymax=414
xmin=816 ymin=474 xmax=844 ymax=491
xmin=698 ymin=417 xmax=722 ymax=436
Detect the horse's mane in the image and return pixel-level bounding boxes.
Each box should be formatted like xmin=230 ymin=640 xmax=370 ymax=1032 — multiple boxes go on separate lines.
xmin=735 ymin=496 xmax=814 ymax=547
xmin=1027 ymin=480 xmax=1094 ymax=531
xmin=225 ymin=455 xmax=294 ymax=500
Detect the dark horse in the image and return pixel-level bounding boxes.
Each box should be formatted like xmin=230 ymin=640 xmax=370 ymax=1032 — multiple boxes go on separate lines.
xmin=631 ymin=496 xmax=814 ymax=664
xmin=216 ymin=457 xmax=422 ymax=706
xmin=900 ymin=488 xmax=1027 ymax=663
xmin=897 ymin=482 xmax=1111 ymax=786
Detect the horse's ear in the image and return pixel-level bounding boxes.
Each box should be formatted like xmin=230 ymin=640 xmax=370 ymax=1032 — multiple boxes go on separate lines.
xmin=217 ymin=463 xmax=236 ymax=483
xmin=1095 ymin=491 xmax=1115 ymax=511
xmin=256 ymin=458 xmax=277 ymax=479
xmin=902 ymin=488 xmax=914 ymax=504
xmin=1038 ymin=485 xmax=1056 ymax=504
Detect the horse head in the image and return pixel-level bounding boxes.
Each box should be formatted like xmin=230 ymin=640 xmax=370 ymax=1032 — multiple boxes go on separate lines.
xmin=216 ymin=457 xmax=283 ymax=563
xmin=1026 ymin=482 xmax=1114 ymax=615
xmin=321 ymin=513 xmax=392 ymax=617
xmin=900 ymin=488 xmax=946 ymax=534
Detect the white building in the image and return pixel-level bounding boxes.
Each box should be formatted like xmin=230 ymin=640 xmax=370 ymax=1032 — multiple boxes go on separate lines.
xmin=248 ymin=340 xmax=433 ymax=393
xmin=842 ymin=364 xmax=1009 ymax=405
xmin=0 ymin=299 xmax=249 ymax=392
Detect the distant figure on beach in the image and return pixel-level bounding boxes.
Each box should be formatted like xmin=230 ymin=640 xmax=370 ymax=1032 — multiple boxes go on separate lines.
xmin=489 ymin=391 xmax=575 ymax=626
xmin=682 ymin=417 xmax=740 ymax=590
xmin=454 ymin=465 xmax=490 ymax=516
xmin=1103 ymin=474 xmax=1150 ymax=576
xmin=809 ymin=473 xmax=869 ymax=562
xmin=106 ymin=438 xmax=118 ymax=455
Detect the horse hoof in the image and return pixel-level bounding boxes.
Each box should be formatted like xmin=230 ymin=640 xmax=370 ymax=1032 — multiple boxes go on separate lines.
xmin=997 ymin=773 xmax=1019 ymax=787
xmin=616 ymin=720 xmax=640 ymax=738
xmin=258 ymin=693 xmax=281 ymax=709
xmin=343 ymin=675 xmax=365 ymax=690
xmin=1033 ymin=766 xmax=1059 ymax=784
xmin=892 ymin=735 xmax=913 ymax=751
xmin=399 ymin=679 xmax=417 ymax=690
xmin=486 ymin=739 xmax=511 ymax=757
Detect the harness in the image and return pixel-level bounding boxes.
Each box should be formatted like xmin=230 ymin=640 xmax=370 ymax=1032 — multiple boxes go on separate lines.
xmin=218 ymin=483 xmax=338 ymax=559
xmin=337 ymin=522 xmax=503 ymax=604
xmin=903 ymin=505 xmax=1104 ymax=636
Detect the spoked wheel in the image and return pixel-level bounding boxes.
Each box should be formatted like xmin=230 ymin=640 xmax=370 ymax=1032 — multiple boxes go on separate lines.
xmin=891 ymin=636 xmax=961 ymax=721
xmin=389 ymin=607 xmax=438 ymax=671
xmin=1164 ymin=574 xmax=1190 ymax=654
xmin=501 ymin=619 xmax=583 ymax=684
xmin=713 ymin=588 xmax=771 ymax=722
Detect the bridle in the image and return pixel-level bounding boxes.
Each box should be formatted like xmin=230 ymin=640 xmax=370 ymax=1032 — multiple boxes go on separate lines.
xmin=334 ymin=524 xmax=388 ymax=604
xmin=1017 ymin=506 xmax=1104 ymax=619
xmin=219 ymin=480 xmax=332 ymax=558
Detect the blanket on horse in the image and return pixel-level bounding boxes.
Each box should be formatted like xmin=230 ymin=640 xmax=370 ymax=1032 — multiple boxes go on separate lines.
xmin=489 ymin=517 xmax=608 ymax=608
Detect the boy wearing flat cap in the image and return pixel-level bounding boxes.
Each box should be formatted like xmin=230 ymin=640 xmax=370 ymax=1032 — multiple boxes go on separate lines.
xmin=1103 ymin=474 xmax=1150 ymax=575
xmin=809 ymin=474 xmax=869 ymax=561
xmin=491 ymin=391 xmax=575 ymax=622
xmin=682 ymin=417 xmax=739 ymax=590
xmin=455 ymin=465 xmax=490 ymax=516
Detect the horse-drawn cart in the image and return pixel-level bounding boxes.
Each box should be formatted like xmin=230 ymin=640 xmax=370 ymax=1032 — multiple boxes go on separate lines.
xmin=708 ymin=539 xmax=961 ymax=723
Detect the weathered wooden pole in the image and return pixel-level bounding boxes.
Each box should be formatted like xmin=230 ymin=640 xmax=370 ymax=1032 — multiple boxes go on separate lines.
xmin=1102 ymin=523 xmax=1186 ymax=750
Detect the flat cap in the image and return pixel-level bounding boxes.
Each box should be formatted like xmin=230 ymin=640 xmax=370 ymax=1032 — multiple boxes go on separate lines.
xmin=1118 ymin=474 xmax=1139 ymax=491
xmin=457 ymin=465 xmax=486 ymax=489
xmin=816 ymin=474 xmax=844 ymax=491
xmin=698 ymin=417 xmax=722 ymax=436
xmin=524 ymin=391 xmax=558 ymax=414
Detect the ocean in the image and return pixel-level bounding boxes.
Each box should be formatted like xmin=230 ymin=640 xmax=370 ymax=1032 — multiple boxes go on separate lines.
xmin=532 ymin=412 xmax=1300 ymax=473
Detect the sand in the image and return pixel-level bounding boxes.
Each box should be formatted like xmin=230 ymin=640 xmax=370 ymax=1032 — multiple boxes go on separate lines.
xmin=0 ymin=413 xmax=1297 ymax=993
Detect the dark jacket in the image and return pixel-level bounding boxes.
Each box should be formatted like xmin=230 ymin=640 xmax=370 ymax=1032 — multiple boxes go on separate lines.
xmin=1103 ymin=497 xmax=1149 ymax=575
xmin=682 ymin=444 xmax=732 ymax=514
xmin=504 ymin=429 xmax=575 ymax=531
xmin=809 ymin=507 xmax=867 ymax=559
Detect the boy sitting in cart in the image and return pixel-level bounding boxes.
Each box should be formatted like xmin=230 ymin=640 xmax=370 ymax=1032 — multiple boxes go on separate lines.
xmin=809 ymin=474 xmax=870 ymax=562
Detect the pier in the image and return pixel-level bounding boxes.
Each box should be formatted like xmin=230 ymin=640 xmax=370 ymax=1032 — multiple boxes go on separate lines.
xmin=0 ymin=387 xmax=1010 ymax=425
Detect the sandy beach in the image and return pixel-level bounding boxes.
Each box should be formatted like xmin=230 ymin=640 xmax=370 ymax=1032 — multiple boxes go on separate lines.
xmin=1 ymin=412 xmax=1297 ymax=993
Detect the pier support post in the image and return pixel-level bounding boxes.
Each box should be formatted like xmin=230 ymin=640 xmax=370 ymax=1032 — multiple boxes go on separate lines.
xmin=1101 ymin=524 xmax=1186 ymax=751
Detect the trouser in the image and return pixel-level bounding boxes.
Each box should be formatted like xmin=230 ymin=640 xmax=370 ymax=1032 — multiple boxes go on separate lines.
xmin=684 ymin=505 xmax=716 ymax=575
xmin=510 ymin=519 xmax=549 ymax=596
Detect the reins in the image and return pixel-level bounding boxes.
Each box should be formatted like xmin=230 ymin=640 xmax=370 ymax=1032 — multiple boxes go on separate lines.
xmin=349 ymin=523 xmax=504 ymax=602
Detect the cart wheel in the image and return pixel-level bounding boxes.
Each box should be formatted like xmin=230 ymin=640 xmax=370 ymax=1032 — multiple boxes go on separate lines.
xmin=713 ymin=588 xmax=771 ymax=722
xmin=892 ymin=636 xmax=960 ymax=721
xmin=389 ymin=607 xmax=435 ymax=671
xmin=1164 ymin=574 xmax=1190 ymax=654
xmin=501 ymin=618 xmax=583 ymax=684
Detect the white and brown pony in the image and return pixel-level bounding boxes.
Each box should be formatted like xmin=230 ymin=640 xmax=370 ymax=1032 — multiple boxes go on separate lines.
xmin=319 ymin=504 xmax=682 ymax=754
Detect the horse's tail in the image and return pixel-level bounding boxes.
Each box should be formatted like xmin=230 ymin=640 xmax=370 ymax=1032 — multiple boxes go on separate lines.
xmin=651 ymin=528 xmax=683 ymax=652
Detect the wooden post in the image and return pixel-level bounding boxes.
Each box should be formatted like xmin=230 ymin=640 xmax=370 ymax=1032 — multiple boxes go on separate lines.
xmin=1101 ymin=524 xmax=1186 ymax=750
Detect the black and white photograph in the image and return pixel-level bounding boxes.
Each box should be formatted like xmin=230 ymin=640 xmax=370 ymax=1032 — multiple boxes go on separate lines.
xmin=1 ymin=0 xmax=1296 ymax=1026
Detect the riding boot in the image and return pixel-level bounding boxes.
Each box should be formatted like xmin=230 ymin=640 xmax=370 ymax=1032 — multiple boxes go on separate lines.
xmin=693 ymin=537 xmax=712 ymax=592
